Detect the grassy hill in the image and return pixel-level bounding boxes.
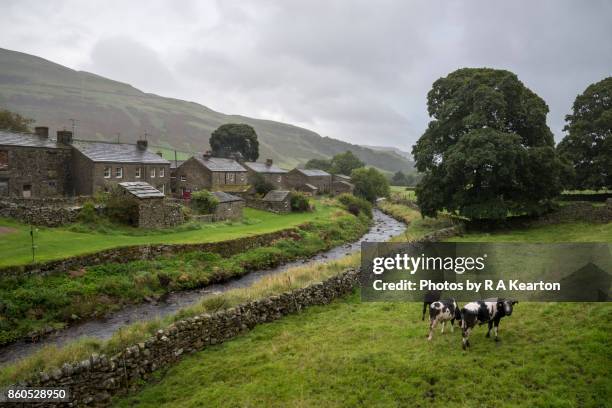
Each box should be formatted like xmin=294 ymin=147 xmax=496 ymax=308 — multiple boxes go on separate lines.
xmin=0 ymin=48 xmax=414 ymax=172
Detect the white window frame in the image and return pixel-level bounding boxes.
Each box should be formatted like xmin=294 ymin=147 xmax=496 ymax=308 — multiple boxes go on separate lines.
xmin=115 ymin=167 xmax=123 ymax=178
xmin=180 ymin=175 xmax=186 ymax=182
xmin=151 ymin=168 xmax=156 ymax=178
xmin=160 ymin=184 xmax=165 ymax=194
xmin=104 ymin=167 xmax=111 ymax=178
xmin=159 ymin=167 xmax=165 ymax=178
xmin=135 ymin=167 xmax=141 ymax=178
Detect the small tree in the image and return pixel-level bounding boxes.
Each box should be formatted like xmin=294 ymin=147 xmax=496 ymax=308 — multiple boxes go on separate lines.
xmin=252 ymin=173 xmax=275 ymax=195
xmin=391 ymin=171 xmax=408 ymax=186
xmin=351 ymin=167 xmax=390 ymax=202
xmin=191 ymin=190 xmax=219 ymax=214
xmin=210 ymin=124 xmax=259 ymax=161
xmin=305 ymin=158 xmax=332 ymax=172
xmin=0 ymin=108 xmax=33 ymax=133
xmin=330 ymin=151 xmax=364 ymax=175
xmin=557 ymin=77 xmax=612 ymax=190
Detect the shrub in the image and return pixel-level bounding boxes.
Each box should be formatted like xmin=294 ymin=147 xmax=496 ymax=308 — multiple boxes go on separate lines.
xmin=181 ymin=205 xmax=193 ymax=221
xmin=252 ymin=173 xmax=275 ymax=196
xmin=336 ymin=193 xmax=372 ymax=218
xmin=290 ymin=192 xmax=311 ymax=212
xmin=77 ymin=201 xmax=98 ymax=224
xmin=191 ymin=190 xmax=219 ymax=214
xmin=105 ymin=190 xmax=139 ymax=226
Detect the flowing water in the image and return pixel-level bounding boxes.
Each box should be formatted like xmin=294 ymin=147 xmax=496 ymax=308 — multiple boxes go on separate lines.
xmin=0 ymin=209 xmax=405 ymax=365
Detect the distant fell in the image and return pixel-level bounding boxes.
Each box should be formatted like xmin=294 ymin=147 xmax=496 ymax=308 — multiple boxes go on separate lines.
xmin=0 ymin=48 xmax=414 ymax=172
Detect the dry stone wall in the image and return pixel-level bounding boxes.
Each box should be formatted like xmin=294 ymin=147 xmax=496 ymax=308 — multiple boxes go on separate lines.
xmin=9 ymin=269 xmax=360 ymax=407
xmin=0 ymin=198 xmax=89 ymax=227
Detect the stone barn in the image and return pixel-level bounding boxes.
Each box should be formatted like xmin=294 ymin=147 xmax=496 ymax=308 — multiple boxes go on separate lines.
xmin=117 ymin=182 xmax=183 ymax=229
xmin=243 ymin=159 xmax=288 ymax=189
xmin=286 ymin=168 xmax=331 ymax=194
xmin=260 ymin=190 xmax=292 ymax=213
xmin=332 ymin=174 xmax=354 ymax=195
xmin=212 ymin=191 xmax=244 ymax=221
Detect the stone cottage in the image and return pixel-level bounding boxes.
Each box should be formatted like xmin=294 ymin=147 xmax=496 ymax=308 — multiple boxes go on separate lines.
xmin=261 ymin=190 xmax=292 ymax=213
xmin=71 ymin=138 xmax=170 ymax=196
xmin=116 ymin=181 xmax=183 ymax=229
xmin=173 ymin=153 xmax=248 ymax=198
xmin=332 ymin=174 xmax=355 ymax=195
xmin=212 ymin=191 xmax=244 ymax=220
xmin=286 ymin=168 xmax=332 ymax=194
xmin=0 ymin=128 xmax=72 ymax=198
xmin=243 ymin=159 xmax=287 ymax=189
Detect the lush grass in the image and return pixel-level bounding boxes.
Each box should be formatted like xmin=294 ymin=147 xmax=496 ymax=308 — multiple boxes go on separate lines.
xmin=389 ymin=185 xmax=417 ymax=200
xmin=0 ymin=205 xmax=337 ymax=267
xmin=378 ymin=201 xmax=454 ymax=241
xmin=0 ymin=252 xmax=362 ymax=387
xmin=0 ymin=210 xmax=369 ymax=345
xmin=449 ymin=222 xmax=612 ymax=242
xmin=115 ymin=293 xmax=611 ymax=408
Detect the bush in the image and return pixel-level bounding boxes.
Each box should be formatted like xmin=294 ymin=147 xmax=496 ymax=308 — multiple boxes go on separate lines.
xmin=336 ymin=193 xmax=372 ymax=218
xmin=290 ymin=192 xmax=311 ymax=212
xmin=77 ymin=200 xmax=98 ymax=224
xmin=191 ymin=190 xmax=219 ymax=214
xmin=105 ymin=190 xmax=139 ymax=226
xmin=252 ymin=173 xmax=275 ymax=195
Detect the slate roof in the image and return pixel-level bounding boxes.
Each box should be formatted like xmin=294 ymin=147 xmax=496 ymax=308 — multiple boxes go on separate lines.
xmin=212 ymin=191 xmax=244 ymax=203
xmin=303 ymin=183 xmax=319 ymax=191
xmin=118 ymin=182 xmax=165 ymax=199
xmin=333 ymin=180 xmax=354 ymax=188
xmin=333 ymin=174 xmax=351 ymax=181
xmin=194 ymin=156 xmax=246 ymax=172
xmin=243 ymin=162 xmax=287 ymax=174
xmin=72 ymin=141 xmax=169 ymax=164
xmin=296 ymin=168 xmax=330 ymax=177
xmin=0 ymin=130 xmax=67 ymax=149
xmin=263 ymin=190 xmax=291 ymax=202
xmin=170 ymin=160 xmax=185 ymax=169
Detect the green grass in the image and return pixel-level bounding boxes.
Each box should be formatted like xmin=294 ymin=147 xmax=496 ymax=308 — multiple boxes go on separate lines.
xmin=448 ymin=222 xmax=612 ymax=242
xmin=0 ymin=209 xmax=369 ymax=345
xmin=389 ymin=185 xmax=417 ymax=200
xmin=115 ymin=293 xmax=611 ymax=408
xmin=378 ymin=201 xmax=454 ymax=241
xmin=0 ymin=205 xmax=337 ymax=267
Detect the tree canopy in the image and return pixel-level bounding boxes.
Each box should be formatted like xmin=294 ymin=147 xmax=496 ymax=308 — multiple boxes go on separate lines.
xmin=305 ymin=151 xmax=364 ymax=175
xmin=351 ymin=167 xmax=390 ymax=202
xmin=210 ymin=124 xmax=259 ymax=161
xmin=391 ymin=171 xmax=417 ymax=186
xmin=557 ymin=77 xmax=611 ymax=190
xmin=305 ymin=158 xmax=332 ymax=172
xmin=0 ymin=108 xmax=33 ymax=133
xmin=412 ymin=68 xmax=564 ymax=219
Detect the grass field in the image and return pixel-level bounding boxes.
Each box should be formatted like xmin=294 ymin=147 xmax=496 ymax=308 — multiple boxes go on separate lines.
xmin=389 ymin=185 xmax=417 ymax=200
xmin=115 ymin=294 xmax=611 ymax=408
xmin=0 ymin=205 xmax=337 ymax=267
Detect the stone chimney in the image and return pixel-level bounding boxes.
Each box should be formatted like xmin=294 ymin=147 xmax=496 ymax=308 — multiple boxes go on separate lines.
xmin=56 ymin=130 xmax=73 ymax=144
xmin=35 ymin=126 xmax=49 ymax=139
xmin=202 ymin=151 xmax=212 ymax=160
xmin=136 ymin=140 xmax=148 ymax=150
xmin=265 ymin=158 xmax=273 ymax=167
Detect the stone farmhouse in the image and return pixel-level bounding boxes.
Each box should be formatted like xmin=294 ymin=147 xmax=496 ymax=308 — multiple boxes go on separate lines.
xmin=172 ymin=153 xmax=248 ymax=198
xmin=331 ymin=174 xmax=355 ymax=195
xmin=0 ymin=128 xmax=72 ymax=198
xmin=286 ymin=168 xmax=332 ymax=194
xmin=243 ymin=159 xmax=287 ymax=189
xmin=0 ymin=128 xmax=170 ymax=198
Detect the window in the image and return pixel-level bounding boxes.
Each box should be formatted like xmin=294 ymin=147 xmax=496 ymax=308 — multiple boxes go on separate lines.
xmin=0 ymin=150 xmax=8 ymax=170
xmin=0 ymin=179 xmax=8 ymax=197
xmin=48 ymin=181 xmax=57 ymax=190
xmin=240 ymin=173 xmax=245 ymax=181
xmin=22 ymin=184 xmax=32 ymax=198
xmin=277 ymin=176 xmax=282 ymax=183
xmin=159 ymin=168 xmax=165 ymax=178
xmin=151 ymin=168 xmax=156 ymax=178
xmin=180 ymin=175 xmax=186 ymax=182
xmin=135 ymin=167 xmax=141 ymax=178
xmin=226 ymin=173 xmax=235 ymax=183
xmin=104 ymin=167 xmax=111 ymax=178
xmin=115 ymin=167 xmax=123 ymax=178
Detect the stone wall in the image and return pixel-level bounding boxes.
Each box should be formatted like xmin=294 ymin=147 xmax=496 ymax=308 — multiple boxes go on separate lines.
xmin=15 ymin=268 xmax=361 ymax=407
xmin=136 ymin=199 xmax=184 ymax=229
xmin=245 ymin=197 xmax=291 ymax=214
xmin=214 ymin=200 xmax=244 ymax=220
xmin=0 ymin=227 xmax=301 ymax=278
xmin=0 ymin=197 xmax=89 ymax=227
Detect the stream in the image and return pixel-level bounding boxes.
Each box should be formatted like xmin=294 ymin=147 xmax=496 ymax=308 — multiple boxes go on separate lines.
xmin=0 ymin=209 xmax=405 ymax=365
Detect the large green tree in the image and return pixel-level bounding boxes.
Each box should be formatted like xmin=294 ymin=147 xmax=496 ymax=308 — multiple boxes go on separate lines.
xmin=305 ymin=158 xmax=332 ymax=172
xmin=210 ymin=124 xmax=259 ymax=161
xmin=412 ymin=68 xmax=564 ymax=219
xmin=557 ymin=77 xmax=611 ymax=190
xmin=329 ymin=151 xmax=364 ymax=175
xmin=351 ymin=167 xmax=390 ymax=202
xmin=0 ymin=108 xmax=33 ymax=133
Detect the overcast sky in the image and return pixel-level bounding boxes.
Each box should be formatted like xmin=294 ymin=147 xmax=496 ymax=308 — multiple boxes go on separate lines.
xmin=1 ymin=0 xmax=611 ymax=151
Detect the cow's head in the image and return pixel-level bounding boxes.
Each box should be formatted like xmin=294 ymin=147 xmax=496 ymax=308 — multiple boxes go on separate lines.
xmin=497 ymin=299 xmax=518 ymax=316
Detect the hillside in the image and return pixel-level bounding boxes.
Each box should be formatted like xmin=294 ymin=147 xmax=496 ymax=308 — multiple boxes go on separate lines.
xmin=0 ymin=48 xmax=413 ymax=172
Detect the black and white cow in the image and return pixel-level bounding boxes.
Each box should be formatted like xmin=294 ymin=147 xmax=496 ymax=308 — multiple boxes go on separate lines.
xmin=427 ymin=299 xmax=462 ymax=340
xmin=422 ymin=290 xmax=441 ymax=321
xmin=461 ymin=298 xmax=518 ymax=350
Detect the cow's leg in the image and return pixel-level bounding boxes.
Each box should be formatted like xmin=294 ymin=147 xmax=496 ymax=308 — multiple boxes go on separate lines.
xmin=462 ymin=326 xmax=470 ymax=350
xmin=440 ymin=321 xmax=445 ymax=334
xmin=450 ymin=318 xmax=455 ymax=332
xmin=422 ymin=302 xmax=429 ymax=321
xmin=486 ymin=320 xmax=493 ymax=338
xmin=428 ymin=318 xmax=438 ymax=341
xmin=493 ymin=318 xmax=501 ymax=342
